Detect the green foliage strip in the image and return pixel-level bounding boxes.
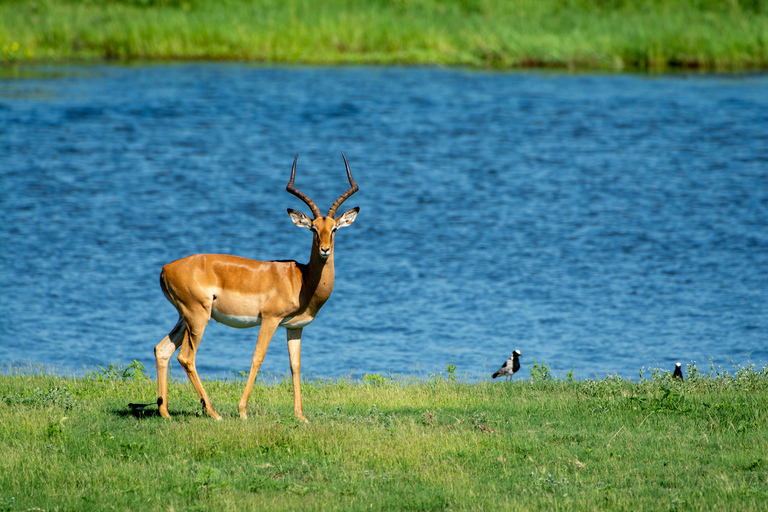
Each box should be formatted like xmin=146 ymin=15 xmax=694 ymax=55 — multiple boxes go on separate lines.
xmin=1 ymin=0 xmax=768 ymax=69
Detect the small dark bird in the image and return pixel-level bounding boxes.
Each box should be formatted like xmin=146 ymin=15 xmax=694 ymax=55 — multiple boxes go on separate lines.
xmin=127 ymin=402 xmax=153 ymax=412
xmin=672 ymin=362 xmax=684 ymax=380
xmin=492 ymin=350 xmax=521 ymax=380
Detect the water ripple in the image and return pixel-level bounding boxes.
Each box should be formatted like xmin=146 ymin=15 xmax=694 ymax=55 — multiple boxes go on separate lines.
xmin=1 ymin=64 xmax=766 ymax=381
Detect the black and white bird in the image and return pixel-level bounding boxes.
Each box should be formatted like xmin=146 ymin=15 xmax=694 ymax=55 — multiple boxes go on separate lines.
xmin=672 ymin=362 xmax=684 ymax=380
xmin=492 ymin=350 xmax=522 ymax=380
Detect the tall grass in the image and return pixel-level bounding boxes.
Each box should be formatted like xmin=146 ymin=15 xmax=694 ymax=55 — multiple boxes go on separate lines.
xmin=1 ymin=0 xmax=767 ymax=69
xmin=1 ymin=360 xmax=767 ymax=510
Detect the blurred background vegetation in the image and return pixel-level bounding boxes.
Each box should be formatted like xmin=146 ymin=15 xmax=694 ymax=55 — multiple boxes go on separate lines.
xmin=1 ymin=0 xmax=767 ymax=69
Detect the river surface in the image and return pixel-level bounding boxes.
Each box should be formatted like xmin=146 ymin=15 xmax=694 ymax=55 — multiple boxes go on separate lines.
xmin=1 ymin=64 xmax=767 ymax=382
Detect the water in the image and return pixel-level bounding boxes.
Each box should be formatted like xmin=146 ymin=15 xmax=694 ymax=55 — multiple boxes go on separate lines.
xmin=1 ymin=64 xmax=767 ymax=382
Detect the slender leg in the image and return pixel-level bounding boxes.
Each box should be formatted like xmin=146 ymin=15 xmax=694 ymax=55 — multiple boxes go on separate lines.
xmin=287 ymin=328 xmax=308 ymax=423
xmin=155 ymin=317 xmax=185 ymax=418
xmin=176 ymin=309 xmax=221 ymax=420
xmin=238 ymin=318 xmax=281 ymax=420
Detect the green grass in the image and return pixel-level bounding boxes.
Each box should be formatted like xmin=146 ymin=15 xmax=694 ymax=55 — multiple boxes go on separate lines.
xmin=1 ymin=360 xmax=768 ymax=511
xmin=1 ymin=0 xmax=768 ymax=69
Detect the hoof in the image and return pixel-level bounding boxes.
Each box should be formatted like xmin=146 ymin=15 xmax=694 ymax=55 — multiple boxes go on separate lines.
xmin=206 ymin=410 xmax=223 ymax=421
xmin=157 ymin=397 xmax=171 ymax=418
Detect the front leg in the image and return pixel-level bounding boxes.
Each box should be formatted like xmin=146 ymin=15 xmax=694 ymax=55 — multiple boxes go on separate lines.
xmin=238 ymin=318 xmax=281 ymax=420
xmin=287 ymin=328 xmax=308 ymax=423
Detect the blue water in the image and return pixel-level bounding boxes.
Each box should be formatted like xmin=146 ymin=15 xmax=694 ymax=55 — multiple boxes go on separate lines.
xmin=1 ymin=64 xmax=767 ymax=382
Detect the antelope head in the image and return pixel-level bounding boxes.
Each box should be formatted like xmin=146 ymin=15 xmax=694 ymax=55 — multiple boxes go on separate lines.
xmin=286 ymin=152 xmax=359 ymax=259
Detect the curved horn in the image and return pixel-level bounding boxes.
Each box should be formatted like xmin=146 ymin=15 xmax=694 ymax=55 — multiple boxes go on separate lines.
xmin=327 ymin=151 xmax=359 ymax=219
xmin=286 ymin=152 xmax=322 ymax=219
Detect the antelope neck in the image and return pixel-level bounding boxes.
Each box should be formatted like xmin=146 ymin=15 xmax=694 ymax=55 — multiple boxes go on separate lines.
xmin=305 ymin=237 xmax=335 ymax=306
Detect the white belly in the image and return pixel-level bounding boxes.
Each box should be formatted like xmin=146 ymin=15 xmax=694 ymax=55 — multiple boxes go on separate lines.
xmin=211 ymin=309 xmax=261 ymax=328
xmin=211 ymin=309 xmax=314 ymax=329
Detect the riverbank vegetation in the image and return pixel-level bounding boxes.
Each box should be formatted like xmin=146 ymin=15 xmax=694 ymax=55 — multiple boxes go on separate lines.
xmin=1 ymin=0 xmax=767 ymax=70
xmin=1 ymin=360 xmax=767 ymax=511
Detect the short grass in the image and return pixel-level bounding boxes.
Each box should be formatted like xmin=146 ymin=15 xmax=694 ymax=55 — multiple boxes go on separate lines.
xmin=1 ymin=0 xmax=768 ymax=69
xmin=1 ymin=360 xmax=768 ymax=511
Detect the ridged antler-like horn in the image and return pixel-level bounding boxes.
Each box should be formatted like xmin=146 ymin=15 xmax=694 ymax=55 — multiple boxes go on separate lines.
xmin=327 ymin=152 xmax=359 ymax=219
xmin=286 ymin=152 xmax=322 ymax=219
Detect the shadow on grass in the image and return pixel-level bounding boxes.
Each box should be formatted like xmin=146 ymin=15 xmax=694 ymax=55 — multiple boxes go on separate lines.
xmin=110 ymin=405 xmax=200 ymax=419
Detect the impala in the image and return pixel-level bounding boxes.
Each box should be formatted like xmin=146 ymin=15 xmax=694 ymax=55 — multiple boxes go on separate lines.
xmin=154 ymin=152 xmax=359 ymax=422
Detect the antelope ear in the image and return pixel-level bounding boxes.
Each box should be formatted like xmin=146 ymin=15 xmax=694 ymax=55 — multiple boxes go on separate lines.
xmin=335 ymin=207 xmax=359 ymax=228
xmin=288 ymin=208 xmax=313 ymax=229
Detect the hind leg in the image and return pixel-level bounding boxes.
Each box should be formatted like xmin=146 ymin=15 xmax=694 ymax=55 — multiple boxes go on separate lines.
xmin=176 ymin=307 xmax=221 ymax=420
xmin=155 ymin=317 xmax=185 ymax=418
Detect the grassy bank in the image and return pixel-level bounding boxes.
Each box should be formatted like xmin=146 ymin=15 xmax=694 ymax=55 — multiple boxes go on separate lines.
xmin=1 ymin=361 xmax=767 ymax=511
xmin=1 ymin=0 xmax=767 ymax=70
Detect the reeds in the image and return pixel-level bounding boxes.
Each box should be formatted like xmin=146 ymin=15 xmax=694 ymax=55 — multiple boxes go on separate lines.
xmin=2 ymin=0 xmax=767 ymax=69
